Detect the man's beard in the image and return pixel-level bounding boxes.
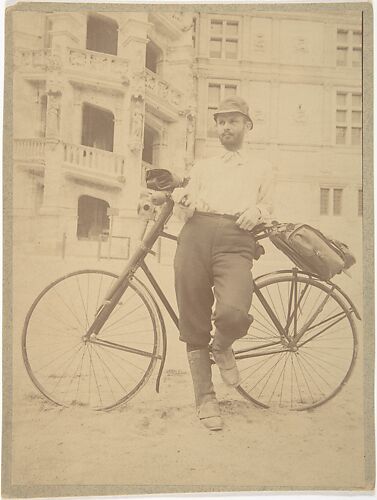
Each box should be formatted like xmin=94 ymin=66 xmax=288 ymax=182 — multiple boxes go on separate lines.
xmin=219 ymin=133 xmax=242 ymax=150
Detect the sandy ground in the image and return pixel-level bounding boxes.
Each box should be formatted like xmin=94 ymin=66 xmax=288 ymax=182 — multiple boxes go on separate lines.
xmin=6 ymin=251 xmax=372 ymax=495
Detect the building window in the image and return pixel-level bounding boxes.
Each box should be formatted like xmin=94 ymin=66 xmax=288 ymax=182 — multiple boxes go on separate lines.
xmin=86 ymin=15 xmax=118 ymax=56
xmin=192 ymin=16 xmax=197 ymax=49
xmin=39 ymin=94 xmax=47 ymax=138
xmin=335 ymin=91 xmax=362 ymax=146
xmin=333 ymin=188 xmax=343 ymax=215
xmin=336 ymin=28 xmax=362 ymax=68
xmin=81 ymin=104 xmax=114 ymax=152
xmin=142 ymin=125 xmax=159 ymax=166
xmin=77 ymin=196 xmax=110 ymax=240
xmin=209 ymin=19 xmax=239 ymax=59
xmin=44 ymin=18 xmax=53 ymax=49
xmin=207 ymin=83 xmax=237 ymax=136
xmin=320 ymin=188 xmax=343 ymax=216
xmin=145 ymin=40 xmax=163 ymax=74
xmin=358 ymin=189 xmax=363 ymax=216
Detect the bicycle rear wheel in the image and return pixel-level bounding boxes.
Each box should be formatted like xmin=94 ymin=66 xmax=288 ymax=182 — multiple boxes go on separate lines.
xmin=22 ymin=270 xmax=161 ymax=410
xmin=234 ymin=274 xmax=358 ymax=411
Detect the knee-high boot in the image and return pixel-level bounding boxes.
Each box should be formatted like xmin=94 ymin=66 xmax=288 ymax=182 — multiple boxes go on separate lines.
xmin=187 ymin=348 xmax=223 ymax=431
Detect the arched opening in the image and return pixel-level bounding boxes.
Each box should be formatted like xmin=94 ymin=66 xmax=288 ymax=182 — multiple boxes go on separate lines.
xmin=77 ymin=195 xmax=110 ymax=240
xmin=142 ymin=125 xmax=160 ymax=166
xmin=145 ymin=39 xmax=163 ymax=74
xmin=86 ymin=14 xmax=118 ymax=56
xmin=81 ymin=103 xmax=114 ymax=152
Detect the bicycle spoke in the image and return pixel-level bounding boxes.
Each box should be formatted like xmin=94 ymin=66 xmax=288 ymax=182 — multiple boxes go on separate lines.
xmin=88 ymin=344 xmax=103 ymax=407
xmin=33 ymin=341 xmax=82 ymax=375
xmin=50 ymin=343 xmax=85 ymax=392
xmin=236 ymin=274 xmax=357 ymax=410
xmin=74 ymin=346 xmax=88 ymax=404
xmin=52 ymin=287 xmax=86 ymax=332
xmin=298 ymin=315 xmax=347 ymax=347
xmin=101 ymin=303 xmax=146 ymax=333
xmin=91 ymin=344 xmax=129 ymax=398
xmin=39 ymin=299 xmax=83 ymax=338
xmin=276 ymin=282 xmax=287 ymax=323
xmin=23 ymin=271 xmax=160 ymax=410
xmin=251 ymin=305 xmax=280 ymax=338
xmin=75 ymin=275 xmax=90 ymax=329
xmin=267 ymin=353 xmax=290 ymax=403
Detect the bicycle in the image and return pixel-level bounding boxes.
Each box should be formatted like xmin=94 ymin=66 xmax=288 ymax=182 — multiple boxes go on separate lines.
xmin=22 ymin=169 xmax=361 ymax=412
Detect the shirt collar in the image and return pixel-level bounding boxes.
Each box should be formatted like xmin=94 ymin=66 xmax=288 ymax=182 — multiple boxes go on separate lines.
xmin=221 ymin=148 xmax=246 ymax=163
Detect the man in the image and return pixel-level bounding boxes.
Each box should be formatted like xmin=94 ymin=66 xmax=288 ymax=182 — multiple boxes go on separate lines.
xmin=174 ymin=96 xmax=275 ymax=431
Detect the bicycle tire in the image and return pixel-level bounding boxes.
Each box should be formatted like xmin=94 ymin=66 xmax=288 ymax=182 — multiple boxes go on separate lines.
xmin=22 ymin=269 xmax=162 ymax=410
xmin=234 ymin=274 xmax=358 ymax=411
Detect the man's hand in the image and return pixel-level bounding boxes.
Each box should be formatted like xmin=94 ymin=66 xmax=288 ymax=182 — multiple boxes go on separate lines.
xmin=236 ymin=207 xmax=262 ymax=231
xmin=179 ymin=193 xmax=194 ymax=208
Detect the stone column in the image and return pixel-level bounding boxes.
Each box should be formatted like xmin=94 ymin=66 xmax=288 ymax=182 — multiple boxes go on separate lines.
xmin=118 ymin=14 xmax=149 ymax=217
xmin=194 ymin=74 xmax=208 ymax=158
xmin=47 ymin=12 xmax=83 ymax=50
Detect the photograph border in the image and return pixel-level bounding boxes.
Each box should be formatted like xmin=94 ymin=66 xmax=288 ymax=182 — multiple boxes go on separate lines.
xmin=2 ymin=2 xmax=374 ymax=497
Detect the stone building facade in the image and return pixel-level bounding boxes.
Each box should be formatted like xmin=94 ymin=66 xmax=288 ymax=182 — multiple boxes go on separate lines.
xmin=12 ymin=8 xmax=362 ymax=260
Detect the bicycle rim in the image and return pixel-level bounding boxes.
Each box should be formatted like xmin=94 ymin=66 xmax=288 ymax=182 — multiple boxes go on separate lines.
xmin=22 ymin=270 xmax=161 ymax=410
xmin=234 ymin=275 xmax=358 ymax=411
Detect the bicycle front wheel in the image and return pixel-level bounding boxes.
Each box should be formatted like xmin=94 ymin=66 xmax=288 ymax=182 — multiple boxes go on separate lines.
xmin=234 ymin=274 xmax=358 ymax=411
xmin=22 ymin=270 xmax=161 ymax=410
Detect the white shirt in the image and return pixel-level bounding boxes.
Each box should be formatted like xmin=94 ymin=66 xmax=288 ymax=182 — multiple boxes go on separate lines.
xmin=175 ymin=149 xmax=276 ymax=222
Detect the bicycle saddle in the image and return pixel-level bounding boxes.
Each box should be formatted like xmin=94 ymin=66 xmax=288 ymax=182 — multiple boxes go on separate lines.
xmin=146 ymin=168 xmax=187 ymax=191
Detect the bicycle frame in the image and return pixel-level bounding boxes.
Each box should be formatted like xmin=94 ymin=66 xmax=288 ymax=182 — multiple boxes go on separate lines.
xmin=82 ymin=196 xmax=361 ymax=395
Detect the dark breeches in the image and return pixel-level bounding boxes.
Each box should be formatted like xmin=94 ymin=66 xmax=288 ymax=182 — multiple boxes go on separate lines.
xmin=174 ymin=213 xmax=256 ymax=349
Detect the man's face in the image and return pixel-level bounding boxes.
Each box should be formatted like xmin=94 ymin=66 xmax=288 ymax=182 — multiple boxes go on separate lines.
xmin=215 ymin=112 xmax=249 ymax=151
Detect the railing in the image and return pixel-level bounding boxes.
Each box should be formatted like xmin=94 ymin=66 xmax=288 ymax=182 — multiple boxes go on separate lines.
xmin=14 ymin=138 xmax=46 ymax=160
xmin=63 ymin=143 xmax=126 ymax=178
xmin=144 ymin=68 xmax=182 ymax=108
xmin=14 ymin=48 xmax=52 ymax=69
xmin=67 ymin=48 xmax=129 ymax=76
xmin=14 ymin=47 xmax=129 ymax=78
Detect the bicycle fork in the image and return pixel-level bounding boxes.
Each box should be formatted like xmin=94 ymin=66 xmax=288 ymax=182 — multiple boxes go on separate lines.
xmin=82 ymin=199 xmax=174 ymax=346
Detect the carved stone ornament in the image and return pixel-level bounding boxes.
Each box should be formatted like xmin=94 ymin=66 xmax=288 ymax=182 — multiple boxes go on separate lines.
xmin=46 ymin=90 xmax=62 ymax=138
xmin=46 ymin=53 xmax=62 ymax=72
xmin=252 ymin=106 xmax=265 ymax=123
xmin=293 ymin=104 xmax=307 ymax=124
xmin=129 ymin=100 xmax=145 ymax=153
xmin=131 ymin=71 xmax=146 ymax=100
xmin=144 ymin=69 xmax=182 ymax=108
xmin=295 ymin=36 xmax=308 ymax=53
xmin=254 ymin=33 xmax=266 ymax=51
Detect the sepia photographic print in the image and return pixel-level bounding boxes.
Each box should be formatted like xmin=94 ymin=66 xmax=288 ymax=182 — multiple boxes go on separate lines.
xmin=2 ymin=2 xmax=375 ymax=497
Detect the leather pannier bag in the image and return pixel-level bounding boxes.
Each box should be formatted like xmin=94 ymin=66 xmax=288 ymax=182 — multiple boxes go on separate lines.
xmin=269 ymin=224 xmax=356 ymax=281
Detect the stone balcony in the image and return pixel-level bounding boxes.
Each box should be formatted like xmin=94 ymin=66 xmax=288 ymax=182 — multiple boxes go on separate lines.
xmin=62 ymin=143 xmax=126 ymax=187
xmin=14 ymin=138 xmax=127 ymax=188
xmin=13 ymin=138 xmax=46 ymax=173
xmin=144 ymin=68 xmax=183 ymax=120
xmin=14 ymin=47 xmax=129 ymax=89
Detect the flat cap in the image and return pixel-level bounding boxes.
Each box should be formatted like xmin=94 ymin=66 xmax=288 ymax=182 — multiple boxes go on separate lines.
xmin=213 ymin=96 xmax=253 ymax=129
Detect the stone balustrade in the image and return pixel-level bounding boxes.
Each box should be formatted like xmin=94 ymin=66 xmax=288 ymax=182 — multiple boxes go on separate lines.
xmin=144 ymin=68 xmax=182 ymax=108
xmin=67 ymin=48 xmax=129 ymax=76
xmin=14 ymin=49 xmax=52 ymax=70
xmin=63 ymin=143 xmax=126 ymax=179
xmin=14 ymin=47 xmax=129 ymax=78
xmin=14 ymin=139 xmax=126 ymax=182
xmin=14 ymin=138 xmax=46 ymax=160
